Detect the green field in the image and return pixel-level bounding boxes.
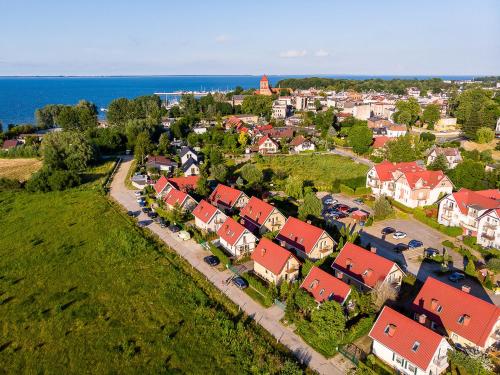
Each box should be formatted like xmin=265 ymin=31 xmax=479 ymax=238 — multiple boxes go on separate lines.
xmin=0 ymin=189 xmax=299 ymax=374
xmin=255 ymin=154 xmax=369 ymax=191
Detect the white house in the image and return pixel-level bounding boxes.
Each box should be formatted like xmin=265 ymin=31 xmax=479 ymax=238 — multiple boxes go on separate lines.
xmin=427 ymin=147 xmax=462 ymax=169
xmin=290 ymin=135 xmax=315 ymax=153
xmin=386 ymin=124 xmax=407 ymax=138
xmin=163 ymin=188 xmax=197 ymax=212
xmin=369 ymin=306 xmax=451 ymax=375
xmin=217 ymin=217 xmax=257 ymax=257
xmin=192 ymin=199 xmax=227 ymax=233
xmin=179 ymin=146 xmax=198 ymax=165
xmin=181 ymin=158 xmax=200 ymax=176
xmin=257 ymin=135 xmax=279 ymax=154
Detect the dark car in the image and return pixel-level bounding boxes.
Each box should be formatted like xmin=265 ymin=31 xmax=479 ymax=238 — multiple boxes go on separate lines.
xmin=335 ymin=212 xmax=348 ymax=219
xmin=149 ymin=212 xmax=158 ymax=218
xmin=393 ymin=243 xmax=409 ymax=253
xmin=347 ymin=207 xmax=358 ymax=214
xmin=353 ymin=198 xmax=364 ymax=204
xmin=139 ymin=201 xmax=146 ymax=207
xmin=408 ymin=239 xmax=423 ymax=249
xmin=337 ymin=204 xmax=350 ymax=212
xmin=203 ymin=255 xmax=220 ymax=267
xmin=232 ymin=276 xmax=248 ymax=289
xmin=127 ymin=210 xmax=134 ymax=216
xmin=168 ymin=225 xmax=180 ymax=233
xmin=448 ymin=272 xmax=465 ymax=283
xmin=159 ymin=218 xmax=168 ymax=228
xmin=381 ymin=227 xmax=396 ymax=235
xmin=141 ymin=207 xmax=150 ymax=213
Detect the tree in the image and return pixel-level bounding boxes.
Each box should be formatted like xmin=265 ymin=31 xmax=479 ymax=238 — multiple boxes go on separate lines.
xmin=285 ymin=176 xmax=304 ymax=199
xmin=314 ymin=108 xmax=335 ymax=138
xmin=348 ymin=125 xmax=373 ymax=154
xmin=241 ymin=95 xmax=273 ymax=119
xmin=298 ymin=192 xmax=322 ymax=221
xmin=422 ymin=104 xmax=441 ymax=129
xmin=314 ymin=99 xmax=322 ymax=111
xmin=134 ymin=131 xmax=153 ymax=164
xmin=42 ymin=131 xmax=94 ymax=171
xmin=476 ymin=127 xmax=494 ymax=144
xmin=238 ymin=132 xmax=248 ymax=147
xmin=448 ymin=160 xmax=490 ymax=190
xmin=428 ymin=153 xmax=449 ymax=172
xmin=196 ymin=171 xmax=210 ymax=196
xmin=370 ymin=281 xmax=398 ymax=309
xmin=240 ymin=164 xmax=263 ymax=186
xmin=453 ymin=88 xmax=500 ymax=135
xmin=157 ymin=133 xmax=171 ymax=155
xmin=463 ymin=108 xmax=482 ymax=140
xmin=373 ymin=196 xmax=394 ymax=220
xmin=385 ymin=134 xmax=425 ymax=162
xmin=210 ymin=164 xmax=228 ymax=182
xmin=393 ymin=97 xmax=421 ymax=125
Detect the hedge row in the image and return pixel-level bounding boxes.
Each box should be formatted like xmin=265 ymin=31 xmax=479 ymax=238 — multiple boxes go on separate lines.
xmin=339 ymin=184 xmax=372 ymax=196
xmin=413 ymin=210 xmax=463 ymax=237
xmin=242 ymin=273 xmax=274 ymax=306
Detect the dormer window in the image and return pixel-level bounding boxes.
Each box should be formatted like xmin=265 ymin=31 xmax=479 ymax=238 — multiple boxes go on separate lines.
xmin=436 ymin=305 xmax=442 ymax=313
xmin=412 ymin=341 xmax=420 ymax=352
xmin=319 ymin=288 xmax=325 ymax=296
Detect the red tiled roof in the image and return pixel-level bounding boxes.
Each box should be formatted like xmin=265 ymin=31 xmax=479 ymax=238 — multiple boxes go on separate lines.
xmin=412 ymin=277 xmax=500 ymax=348
xmin=240 ymin=196 xmax=277 ymax=228
xmin=2 ymin=139 xmax=20 ymax=149
xmin=290 ymin=135 xmax=306 ymax=147
xmin=217 ymin=217 xmax=247 ymax=246
xmin=261 ymin=75 xmax=268 ymax=82
xmin=257 ymin=124 xmax=273 ymax=132
xmin=331 ymin=243 xmax=397 ymax=288
xmin=448 ymin=188 xmax=500 ymax=215
xmin=402 ymin=170 xmax=447 ymax=189
xmin=147 ymin=155 xmax=174 ymax=165
xmin=192 ymin=200 xmax=219 ymax=224
xmin=300 ymin=266 xmax=351 ymax=304
xmin=276 ymin=217 xmax=329 ymax=254
xmin=374 ymin=160 xmax=424 ymax=182
xmin=163 ymin=188 xmax=190 ymax=207
xmin=369 ymin=306 xmax=446 ymax=371
xmin=154 ymin=175 xmax=169 ymax=194
xmin=388 ymin=125 xmax=407 ymax=132
xmin=209 ymin=184 xmax=245 ymax=209
xmin=226 ymin=116 xmax=243 ymax=127
xmin=167 ymin=176 xmax=199 ymax=192
xmin=258 ymin=135 xmax=277 ymax=147
xmin=251 ymin=238 xmax=298 ymax=275
xmin=372 ymin=136 xmax=390 ymax=149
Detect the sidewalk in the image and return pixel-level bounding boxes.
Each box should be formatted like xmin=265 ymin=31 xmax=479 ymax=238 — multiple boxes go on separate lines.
xmin=110 ymin=156 xmax=355 ymax=375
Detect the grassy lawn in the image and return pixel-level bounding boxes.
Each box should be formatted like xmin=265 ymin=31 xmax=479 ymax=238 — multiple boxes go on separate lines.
xmin=254 ymin=154 xmax=369 ymax=191
xmin=0 ymin=189 xmax=298 ymax=374
xmin=0 ymin=158 xmax=43 ymax=181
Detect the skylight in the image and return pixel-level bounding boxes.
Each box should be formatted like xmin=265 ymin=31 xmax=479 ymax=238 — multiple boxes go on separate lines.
xmin=412 ymin=341 xmax=420 ymax=352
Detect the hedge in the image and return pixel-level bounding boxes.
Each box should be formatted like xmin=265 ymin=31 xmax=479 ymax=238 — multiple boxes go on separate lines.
xmin=354 ymin=186 xmax=372 ymax=196
xmin=342 ymin=316 xmax=375 ymax=344
xmin=339 ymin=184 xmax=355 ymax=195
xmin=242 ymin=273 xmax=274 ymax=306
xmin=209 ymin=244 xmax=231 ymax=266
xmin=389 ymin=199 xmax=415 ymax=214
xmin=413 ymin=210 xmax=462 ymax=237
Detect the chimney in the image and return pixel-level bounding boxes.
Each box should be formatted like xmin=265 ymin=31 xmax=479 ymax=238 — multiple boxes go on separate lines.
xmin=461 ymin=285 xmax=471 ymax=294
xmin=463 ymin=314 xmax=471 ymax=326
xmin=387 ymin=324 xmax=396 ymax=337
xmin=261 ymin=248 xmax=266 ymax=256
xmin=263 ymin=197 xmax=269 ymax=203
xmin=370 ymin=247 xmax=377 ymax=254
xmin=418 ymin=314 xmax=427 ymax=324
xmin=306 ymin=220 xmax=312 ymax=224
xmin=336 ymin=271 xmax=343 ymax=279
xmin=431 ymin=298 xmax=438 ymax=310
xmin=280 ymin=240 xmax=286 ymax=247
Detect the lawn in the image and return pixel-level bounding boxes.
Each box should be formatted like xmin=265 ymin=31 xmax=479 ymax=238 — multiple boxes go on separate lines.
xmin=0 ymin=158 xmax=42 ymax=181
xmin=255 ymin=154 xmax=369 ymax=191
xmin=0 ymin=189 xmax=299 ymax=374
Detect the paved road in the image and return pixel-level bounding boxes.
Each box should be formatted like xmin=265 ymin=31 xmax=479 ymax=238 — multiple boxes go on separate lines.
xmin=110 ymin=156 xmax=354 ymax=375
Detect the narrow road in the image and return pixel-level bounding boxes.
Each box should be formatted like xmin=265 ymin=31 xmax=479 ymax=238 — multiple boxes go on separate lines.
xmin=110 ymin=156 xmax=354 ymax=375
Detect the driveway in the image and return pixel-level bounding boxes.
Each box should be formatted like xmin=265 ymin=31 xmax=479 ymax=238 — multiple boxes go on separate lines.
xmin=110 ymin=156 xmax=354 ymax=375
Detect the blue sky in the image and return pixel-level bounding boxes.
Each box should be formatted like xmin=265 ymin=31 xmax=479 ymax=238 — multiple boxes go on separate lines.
xmin=0 ymin=0 xmax=499 ymax=76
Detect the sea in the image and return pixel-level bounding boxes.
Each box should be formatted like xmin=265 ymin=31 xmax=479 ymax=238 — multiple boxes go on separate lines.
xmin=0 ymin=75 xmax=477 ymax=125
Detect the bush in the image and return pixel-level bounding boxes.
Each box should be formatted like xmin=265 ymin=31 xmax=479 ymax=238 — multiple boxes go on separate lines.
xmin=475 ymin=127 xmax=495 ymax=144
xmin=354 ymin=186 xmax=371 ymax=196
xmin=374 ymin=196 xmax=394 ymax=220
xmin=339 ymin=184 xmax=355 ymax=195
xmin=389 ymin=199 xmax=414 ymax=214
xmin=413 ymin=209 xmax=462 ymax=237
xmin=26 ymin=168 xmax=81 ymax=192
xmin=342 ymin=316 xmax=375 ymax=344
xmin=242 ymin=273 xmax=275 ymax=306
xmin=420 ymin=132 xmax=436 ymax=142
xmin=0 ymin=177 xmax=23 ymax=191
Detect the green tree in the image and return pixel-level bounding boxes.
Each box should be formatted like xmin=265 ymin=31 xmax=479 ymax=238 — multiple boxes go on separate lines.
xmin=42 ymin=131 xmax=94 ymax=171
xmin=238 ymin=132 xmax=248 ymax=147
xmin=348 ymin=125 xmax=373 ymax=154
xmin=448 ymin=160 xmax=490 ymax=190
xmin=476 ymin=127 xmax=494 ymax=144
xmin=428 ymin=153 xmax=449 ymax=171
xmin=134 ymin=131 xmax=153 ymax=164
xmin=196 ymin=171 xmax=210 ymax=196
xmin=385 ymin=134 xmax=424 ymax=162
xmin=157 ymin=133 xmax=171 ymax=155
xmin=285 ymin=176 xmax=304 ymax=199
xmin=240 ymin=164 xmax=263 ymax=186
xmin=422 ymin=104 xmax=441 ymax=129
xmin=298 ymin=192 xmax=322 ymax=221
xmin=373 ymin=196 xmax=394 ymax=220
xmin=241 ymin=95 xmax=273 ymax=119
xmin=453 ymin=88 xmax=500 ymax=136
xmin=210 ymin=164 xmax=228 ymax=182
xmin=393 ymin=97 xmax=421 ymax=125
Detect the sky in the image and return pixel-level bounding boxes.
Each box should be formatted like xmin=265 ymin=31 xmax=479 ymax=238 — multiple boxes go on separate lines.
xmin=0 ymin=0 xmax=499 ymax=76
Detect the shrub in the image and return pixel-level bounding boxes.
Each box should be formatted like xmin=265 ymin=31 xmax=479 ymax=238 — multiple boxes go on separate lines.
xmin=389 ymin=199 xmax=414 ymax=213
xmin=413 ymin=209 xmax=462 ymax=237
xmin=242 ymin=273 xmax=274 ymax=306
xmin=0 ymin=177 xmax=23 ymax=191
xmin=339 ymin=184 xmax=355 ymax=195
xmin=209 ymin=244 xmax=231 ymax=266
xmin=475 ymin=127 xmax=494 ymax=144
xmin=420 ymin=132 xmax=436 ymax=142
xmin=374 ymin=196 xmax=394 ymax=220
xmin=26 ymin=168 xmax=81 ymax=192
xmin=486 ymin=258 xmax=500 ymax=273
xmin=354 ymin=186 xmax=371 ymax=196
xmin=342 ymin=316 xmax=375 ymax=344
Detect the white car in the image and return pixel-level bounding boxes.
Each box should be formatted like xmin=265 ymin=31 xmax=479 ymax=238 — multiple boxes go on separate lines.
xmin=136 ymin=197 xmax=145 ymax=203
xmin=178 ymin=231 xmax=191 ymax=241
xmin=134 ymin=191 xmax=142 ymax=197
xmin=324 ymin=198 xmax=338 ymax=206
xmin=392 ymin=231 xmax=407 ymax=239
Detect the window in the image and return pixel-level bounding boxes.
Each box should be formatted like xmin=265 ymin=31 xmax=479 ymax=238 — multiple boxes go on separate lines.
xmin=430 ymin=321 xmax=437 ymax=330
xmin=384 ymin=325 xmax=390 ymax=334
xmin=395 ymin=356 xmax=404 ymax=365
xmin=319 ymin=288 xmax=325 ymax=296
xmin=457 ymin=315 xmax=465 ymax=324
xmin=408 ymin=364 xmax=417 ymax=373
xmin=412 ymin=341 xmax=420 ymax=352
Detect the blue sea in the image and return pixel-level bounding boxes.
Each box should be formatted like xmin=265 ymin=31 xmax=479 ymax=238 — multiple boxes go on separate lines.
xmin=0 ymin=75 xmax=476 ymax=125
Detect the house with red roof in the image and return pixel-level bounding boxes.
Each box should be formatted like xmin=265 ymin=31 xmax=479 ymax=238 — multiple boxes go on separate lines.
xmin=2 ymin=139 xmax=21 ymax=150
xmin=217 ymin=217 xmax=257 ymax=257
xmin=154 ymin=175 xmax=199 ymax=198
xmin=412 ymin=277 xmax=500 ymax=351
xmin=331 ymin=243 xmax=404 ymax=292
xmin=276 ymin=217 xmax=336 ymax=261
xmin=369 ymin=306 xmax=451 ymax=375
xmin=438 ymin=188 xmax=499 ymax=248
xmin=300 ymin=266 xmax=351 ymax=304
xmin=251 ymin=238 xmax=300 ymax=284
xmin=257 ymin=135 xmax=279 ymax=155
xmin=192 ymin=200 xmax=227 ymax=233
xmin=163 ymin=188 xmax=197 ymax=212
xmin=146 ymin=155 xmax=177 ymax=173
xmin=240 ymin=196 xmax=286 ymax=234
xmin=290 ymin=135 xmax=315 ymax=153
xmin=208 ymin=183 xmax=249 ymax=213
xmin=366 ymin=160 xmax=453 ymax=208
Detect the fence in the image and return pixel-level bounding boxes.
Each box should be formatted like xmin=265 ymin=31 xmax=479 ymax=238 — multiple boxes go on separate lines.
xmin=338 ymin=343 xmax=367 ymax=366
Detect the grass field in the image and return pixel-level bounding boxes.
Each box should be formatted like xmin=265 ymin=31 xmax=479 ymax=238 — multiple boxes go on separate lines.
xmin=255 ymin=154 xmax=370 ymax=191
xmin=0 ymin=189 xmax=299 ymax=374
xmin=0 ymin=158 xmax=42 ymax=181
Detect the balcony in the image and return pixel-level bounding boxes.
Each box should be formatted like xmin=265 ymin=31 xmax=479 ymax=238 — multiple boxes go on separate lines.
xmin=319 ymin=247 xmax=332 ymax=253
xmin=483 ymin=222 xmax=498 ymax=230
xmin=285 ymin=266 xmax=299 ymax=274
xmin=481 ymin=232 xmax=496 ymax=241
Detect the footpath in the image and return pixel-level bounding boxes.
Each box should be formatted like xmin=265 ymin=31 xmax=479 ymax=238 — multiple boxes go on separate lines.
xmin=110 ymin=156 xmax=355 ymax=375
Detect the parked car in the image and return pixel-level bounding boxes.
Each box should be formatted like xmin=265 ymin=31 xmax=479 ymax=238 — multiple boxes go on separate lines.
xmin=393 ymin=243 xmax=409 ymax=253
xmin=424 ymin=248 xmax=439 ymax=257
xmin=168 ymin=225 xmax=180 ymax=233
xmin=381 ymin=227 xmax=396 ymax=235
xmin=141 ymin=207 xmax=151 ymax=213
xmin=203 ymin=255 xmax=220 ymax=267
xmin=347 ymin=207 xmax=358 ymax=214
xmin=232 ymin=277 xmax=248 ymax=289
xmin=139 ymin=201 xmax=146 ymax=207
xmin=336 ymin=212 xmax=348 ymax=219
xmin=448 ymin=272 xmax=465 ymax=283
xmin=335 ymin=204 xmax=350 ymax=212
xmin=127 ymin=210 xmax=134 ymax=216
xmin=178 ymin=230 xmax=191 ymax=241
xmin=353 ymin=198 xmax=364 ymax=204
xmin=134 ymin=191 xmax=142 ymax=197
xmin=408 ymin=239 xmax=423 ymax=249
xmin=324 ymin=198 xmax=337 ymax=206
xmin=392 ymin=231 xmax=407 ymax=239
xmin=159 ymin=218 xmax=168 ymax=228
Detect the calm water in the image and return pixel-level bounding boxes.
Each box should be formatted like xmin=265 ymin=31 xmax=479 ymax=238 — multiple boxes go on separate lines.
xmin=0 ymin=75 xmax=476 ymax=125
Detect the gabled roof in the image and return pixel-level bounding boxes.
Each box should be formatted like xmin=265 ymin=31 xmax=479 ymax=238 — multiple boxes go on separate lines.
xmin=163 ymin=188 xmax=191 ymax=207
xmin=167 ymin=176 xmax=199 ymax=192
xmin=240 ymin=196 xmax=280 ymax=228
xmin=369 ymin=306 xmax=446 ymax=371
xmin=261 ymin=75 xmax=268 ymax=82
xmin=430 ymin=147 xmax=461 ymax=158
xmin=258 ymin=135 xmax=278 ymax=147
xmin=226 ymin=116 xmax=243 ymax=127
xmin=179 ymin=146 xmax=197 ymax=158
xmin=412 ymin=277 xmax=500 ymax=348
xmin=251 ymin=238 xmax=298 ymax=276
xmin=372 ymin=136 xmax=390 ymax=149
xmin=209 ymin=184 xmax=245 ymax=209
xmin=300 ymin=266 xmax=351 ymax=304
xmin=154 ymin=175 xmax=169 ymax=194
xmin=401 ymin=170 xmax=448 ymax=189
xmin=217 ymin=217 xmax=249 ymax=246
xmin=446 ymin=188 xmax=500 ymax=215
xmin=290 ymin=135 xmax=307 ymax=147
xmin=373 ymin=160 xmax=424 ymax=182
xmin=276 ymin=217 xmax=332 ymax=254
xmin=331 ymin=243 xmax=398 ymax=289
xmin=147 ymin=155 xmax=176 ymax=166
xmin=181 ymin=158 xmax=199 ymax=173
xmin=192 ymin=200 xmax=219 ymax=224
xmin=2 ymin=139 xmax=20 ymax=149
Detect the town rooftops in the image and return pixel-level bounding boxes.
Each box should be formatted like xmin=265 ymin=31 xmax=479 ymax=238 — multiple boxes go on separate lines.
xmin=209 ymin=184 xmax=245 ymax=209
xmin=374 ymin=160 xmax=425 ymax=182
xmin=300 ymin=266 xmax=351 ymax=304
xmin=276 ymin=217 xmax=330 ymax=254
xmin=430 ymin=147 xmax=461 ymax=157
xmin=372 ymin=136 xmax=391 ymax=149
xmin=154 ymin=175 xmax=169 ymax=194
xmin=240 ymin=196 xmax=278 ymax=229
xmin=251 ymin=238 xmax=298 ymax=276
xmin=290 ymin=135 xmax=307 ymax=147
xmin=217 ymin=217 xmax=247 ymax=246
xmin=192 ymin=200 xmax=219 ymax=224
xmin=447 ymin=188 xmax=500 ymax=215
xmin=167 ymin=176 xmax=199 ymax=192
xmin=331 ymin=243 xmax=398 ymax=288
xmin=412 ymin=277 xmax=500 ymax=348
xmin=369 ymin=306 xmax=446 ymax=372
xmin=163 ymin=188 xmax=191 ymax=207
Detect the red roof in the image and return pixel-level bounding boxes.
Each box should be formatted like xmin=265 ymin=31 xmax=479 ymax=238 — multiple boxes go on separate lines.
xmin=217 ymin=217 xmax=247 ymax=246
xmin=251 ymin=238 xmax=298 ymax=275
xmin=240 ymin=196 xmax=277 ymax=228
xmin=192 ymin=200 xmax=219 ymax=224
xmin=209 ymin=184 xmax=245 ymax=209
xmin=300 ymin=266 xmax=351 ymax=304
xmin=448 ymin=188 xmax=500 ymax=215
xmin=402 ymin=170 xmax=448 ymax=189
xmin=331 ymin=243 xmax=397 ymax=288
xmin=412 ymin=277 xmax=500 ymax=348
xmin=372 ymin=136 xmax=390 ymax=149
xmin=147 ymin=155 xmax=174 ymax=165
xmin=167 ymin=176 xmax=199 ymax=192
xmin=374 ymin=160 xmax=424 ymax=182
xmin=276 ymin=217 xmax=329 ymax=254
xmin=369 ymin=306 xmax=446 ymax=371
xmin=2 ymin=139 xmax=20 ymax=149
xmin=261 ymin=75 xmax=268 ymax=82
xmin=226 ymin=116 xmax=243 ymax=127
xmin=388 ymin=124 xmax=407 ymax=132
xmin=258 ymin=135 xmax=278 ymax=147
xmin=257 ymin=124 xmax=273 ymax=132
xmin=154 ymin=175 xmax=169 ymax=194
xmin=290 ymin=135 xmax=306 ymax=147
xmin=163 ymin=188 xmax=190 ymax=207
